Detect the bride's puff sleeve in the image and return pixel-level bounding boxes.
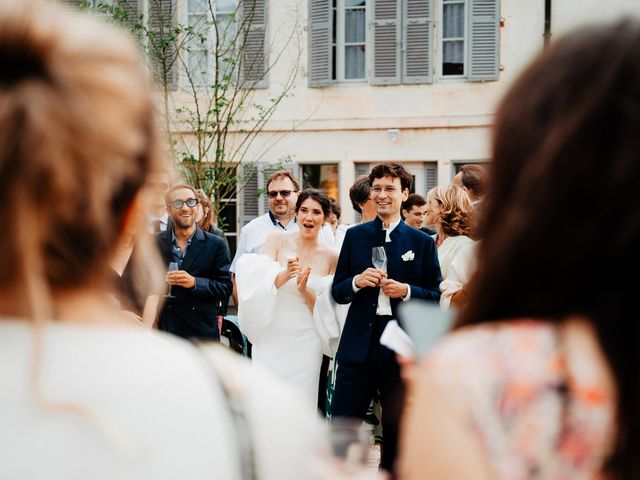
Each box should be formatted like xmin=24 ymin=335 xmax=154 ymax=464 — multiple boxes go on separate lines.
xmin=236 ymin=254 xmax=281 ymax=343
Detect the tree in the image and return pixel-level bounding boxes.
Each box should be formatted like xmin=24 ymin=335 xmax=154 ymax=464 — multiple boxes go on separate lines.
xmin=75 ymin=0 xmax=302 ymax=224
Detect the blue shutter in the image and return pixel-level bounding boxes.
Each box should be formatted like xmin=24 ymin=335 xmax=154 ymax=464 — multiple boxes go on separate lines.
xmin=468 ymin=0 xmax=500 ymax=81
xmin=402 ymin=0 xmax=433 ymax=84
xmin=370 ymin=0 xmax=401 ymax=85
xmin=240 ymin=0 xmax=268 ymax=88
xmin=308 ymin=0 xmax=333 ymax=87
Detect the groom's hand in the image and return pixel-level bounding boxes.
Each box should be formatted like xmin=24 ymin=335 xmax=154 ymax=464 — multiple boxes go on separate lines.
xmin=355 ymin=268 xmax=387 ymax=288
xmin=380 ymin=278 xmax=408 ymax=298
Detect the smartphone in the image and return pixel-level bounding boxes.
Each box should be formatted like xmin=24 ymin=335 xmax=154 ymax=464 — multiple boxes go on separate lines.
xmin=397 ymin=300 xmax=454 ymax=357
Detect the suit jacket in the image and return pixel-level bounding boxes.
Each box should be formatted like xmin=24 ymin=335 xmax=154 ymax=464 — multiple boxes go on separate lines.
xmin=156 ymin=226 xmax=232 ymax=339
xmin=331 ymin=217 xmax=442 ymax=364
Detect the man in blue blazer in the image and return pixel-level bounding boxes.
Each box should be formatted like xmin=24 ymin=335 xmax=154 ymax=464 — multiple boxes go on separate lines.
xmin=331 ymin=163 xmax=442 ymax=475
xmin=156 ymin=184 xmax=232 ymax=340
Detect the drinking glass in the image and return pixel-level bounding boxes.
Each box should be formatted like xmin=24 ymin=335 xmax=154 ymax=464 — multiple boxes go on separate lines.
xmin=164 ymin=261 xmax=178 ymax=298
xmin=327 ymin=418 xmax=374 ymax=473
xmin=372 ymin=246 xmax=387 ymax=271
xmin=281 ymin=235 xmax=298 ymax=259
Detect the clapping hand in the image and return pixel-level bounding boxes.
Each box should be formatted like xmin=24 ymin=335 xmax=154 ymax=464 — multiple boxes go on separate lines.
xmin=287 ymin=256 xmax=301 ymax=278
xmin=296 ymin=265 xmax=312 ymax=293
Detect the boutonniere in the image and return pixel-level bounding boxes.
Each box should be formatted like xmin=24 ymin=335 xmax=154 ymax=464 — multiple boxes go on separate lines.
xmin=401 ymin=250 xmax=415 ymax=262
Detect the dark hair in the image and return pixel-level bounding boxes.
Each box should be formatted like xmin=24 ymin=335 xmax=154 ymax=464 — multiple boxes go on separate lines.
xmin=457 ymin=20 xmax=640 ymax=479
xmin=266 ymin=169 xmax=300 ymax=192
xmin=369 ymin=162 xmax=413 ymax=192
xmin=402 ymin=193 xmax=426 ymax=212
xmin=295 ymin=189 xmax=331 ymax=217
xmin=349 ymin=175 xmax=371 ymax=214
xmin=165 ymin=183 xmax=197 ymax=206
xmin=458 ymin=164 xmax=488 ymax=197
xmin=329 ymin=198 xmax=341 ymax=220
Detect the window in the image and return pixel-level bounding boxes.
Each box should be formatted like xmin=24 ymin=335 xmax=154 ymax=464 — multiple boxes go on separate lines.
xmin=186 ymin=0 xmax=239 ymax=86
xmin=442 ymin=0 xmax=465 ymax=76
xmin=331 ymin=0 xmax=367 ymax=81
xmin=301 ymin=164 xmax=340 ymax=200
xmin=309 ymin=0 xmax=500 ymax=86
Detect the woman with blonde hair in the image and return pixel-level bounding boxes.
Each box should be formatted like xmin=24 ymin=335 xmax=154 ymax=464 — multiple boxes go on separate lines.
xmin=425 ymin=185 xmax=475 ymax=306
xmin=0 ymin=2 xmax=328 ymax=479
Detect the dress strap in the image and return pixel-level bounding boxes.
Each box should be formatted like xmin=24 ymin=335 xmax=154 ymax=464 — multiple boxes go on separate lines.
xmin=194 ymin=345 xmax=258 ymax=480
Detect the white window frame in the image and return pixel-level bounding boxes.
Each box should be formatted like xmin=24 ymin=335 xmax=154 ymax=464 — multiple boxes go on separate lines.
xmin=183 ymin=0 xmax=239 ymax=88
xmin=333 ymin=0 xmax=368 ymax=83
xmin=438 ymin=0 xmax=468 ymax=80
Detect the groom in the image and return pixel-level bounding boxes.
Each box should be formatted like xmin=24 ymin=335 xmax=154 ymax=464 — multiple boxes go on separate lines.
xmin=331 ymin=163 xmax=441 ymax=475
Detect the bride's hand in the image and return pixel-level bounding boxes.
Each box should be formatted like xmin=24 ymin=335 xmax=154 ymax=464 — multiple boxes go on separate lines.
xmin=287 ymin=256 xmax=301 ymax=278
xmin=296 ymin=265 xmax=311 ymax=292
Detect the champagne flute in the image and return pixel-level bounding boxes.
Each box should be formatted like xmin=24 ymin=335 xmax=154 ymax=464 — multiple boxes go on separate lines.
xmin=164 ymin=261 xmax=178 ymax=298
xmin=281 ymin=235 xmax=298 ymax=260
xmin=327 ymin=418 xmax=375 ymax=473
xmin=372 ymin=246 xmax=387 ymax=271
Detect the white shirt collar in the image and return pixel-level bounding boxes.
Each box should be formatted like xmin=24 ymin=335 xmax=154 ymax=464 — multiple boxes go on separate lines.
xmin=383 ymin=217 xmax=402 ymax=242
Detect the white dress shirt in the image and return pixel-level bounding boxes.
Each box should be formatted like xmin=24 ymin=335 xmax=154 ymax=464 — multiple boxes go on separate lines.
xmin=351 ymin=218 xmax=411 ymax=315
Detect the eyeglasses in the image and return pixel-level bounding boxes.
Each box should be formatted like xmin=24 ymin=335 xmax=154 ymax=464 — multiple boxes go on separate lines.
xmin=170 ymin=198 xmax=198 ymax=209
xmin=267 ymin=190 xmax=295 ymax=199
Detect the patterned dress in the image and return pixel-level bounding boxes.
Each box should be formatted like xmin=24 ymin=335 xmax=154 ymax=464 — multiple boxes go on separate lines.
xmin=425 ymin=320 xmax=615 ymax=480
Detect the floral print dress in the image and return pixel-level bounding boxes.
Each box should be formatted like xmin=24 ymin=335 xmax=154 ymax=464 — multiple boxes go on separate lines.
xmin=425 ymin=320 xmax=615 ymax=480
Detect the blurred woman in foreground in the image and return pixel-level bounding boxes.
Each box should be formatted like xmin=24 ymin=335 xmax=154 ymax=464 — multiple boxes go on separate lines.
xmin=401 ymin=20 xmax=640 ymax=479
xmin=0 ymin=2 xmax=326 ymax=479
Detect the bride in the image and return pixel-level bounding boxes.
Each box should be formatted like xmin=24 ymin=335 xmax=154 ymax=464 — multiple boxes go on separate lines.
xmin=236 ymin=189 xmax=340 ymax=406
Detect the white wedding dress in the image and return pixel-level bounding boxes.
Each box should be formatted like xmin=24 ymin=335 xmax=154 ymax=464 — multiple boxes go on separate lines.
xmin=235 ymin=254 xmax=346 ymax=406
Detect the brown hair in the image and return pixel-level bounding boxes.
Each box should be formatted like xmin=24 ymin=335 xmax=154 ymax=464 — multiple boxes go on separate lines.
xmin=457 ymin=20 xmax=640 ymax=478
xmin=195 ymin=189 xmax=214 ymax=231
xmin=0 ymin=0 xmax=164 ymax=312
xmin=426 ymin=186 xmax=473 ymax=237
xmin=458 ymin=164 xmax=488 ymax=197
xmin=165 ymin=183 xmax=198 ymax=205
xmin=349 ymin=175 xmax=371 ymax=214
xmin=369 ymin=163 xmax=413 ymax=192
xmin=266 ymin=169 xmax=300 ymax=192
xmin=402 ymin=193 xmax=426 ymax=212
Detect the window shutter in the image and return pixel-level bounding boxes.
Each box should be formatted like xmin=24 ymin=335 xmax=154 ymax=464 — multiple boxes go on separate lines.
xmin=308 ymin=0 xmax=333 ymax=87
xmin=370 ymin=0 xmax=401 ymax=85
xmin=240 ymin=0 xmax=268 ymax=89
xmin=240 ymin=164 xmax=260 ymax=227
xmin=63 ymin=0 xmax=82 ymax=7
xmin=468 ymin=0 xmax=500 ymax=82
xmin=424 ymin=162 xmax=437 ymax=192
xmin=148 ymin=0 xmax=177 ymax=90
xmin=119 ymin=0 xmax=141 ymax=32
xmin=260 ymin=164 xmax=280 ymax=214
xmin=402 ymin=0 xmax=433 ymax=84
xmin=355 ymin=163 xmax=370 ymax=178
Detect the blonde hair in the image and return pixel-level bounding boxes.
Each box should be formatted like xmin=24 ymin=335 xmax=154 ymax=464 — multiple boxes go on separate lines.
xmin=427 ymin=185 xmax=474 ymax=237
xmin=0 ymin=0 xmax=165 ymax=308
xmin=0 ymin=0 xmax=166 ymax=451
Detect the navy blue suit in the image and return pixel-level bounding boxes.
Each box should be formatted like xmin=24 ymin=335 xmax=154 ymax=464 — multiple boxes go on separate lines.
xmin=331 ymin=216 xmax=441 ymax=473
xmin=156 ymin=226 xmax=232 ymax=340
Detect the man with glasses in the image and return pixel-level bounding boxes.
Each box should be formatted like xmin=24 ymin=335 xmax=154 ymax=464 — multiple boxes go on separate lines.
xmin=331 ymin=163 xmax=441 ymax=475
xmin=230 ymin=170 xmax=334 ymax=306
xmin=156 ymin=184 xmax=232 ymax=340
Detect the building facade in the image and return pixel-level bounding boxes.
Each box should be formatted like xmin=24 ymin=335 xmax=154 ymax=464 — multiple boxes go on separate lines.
xmin=65 ymin=0 xmax=640 ymax=255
